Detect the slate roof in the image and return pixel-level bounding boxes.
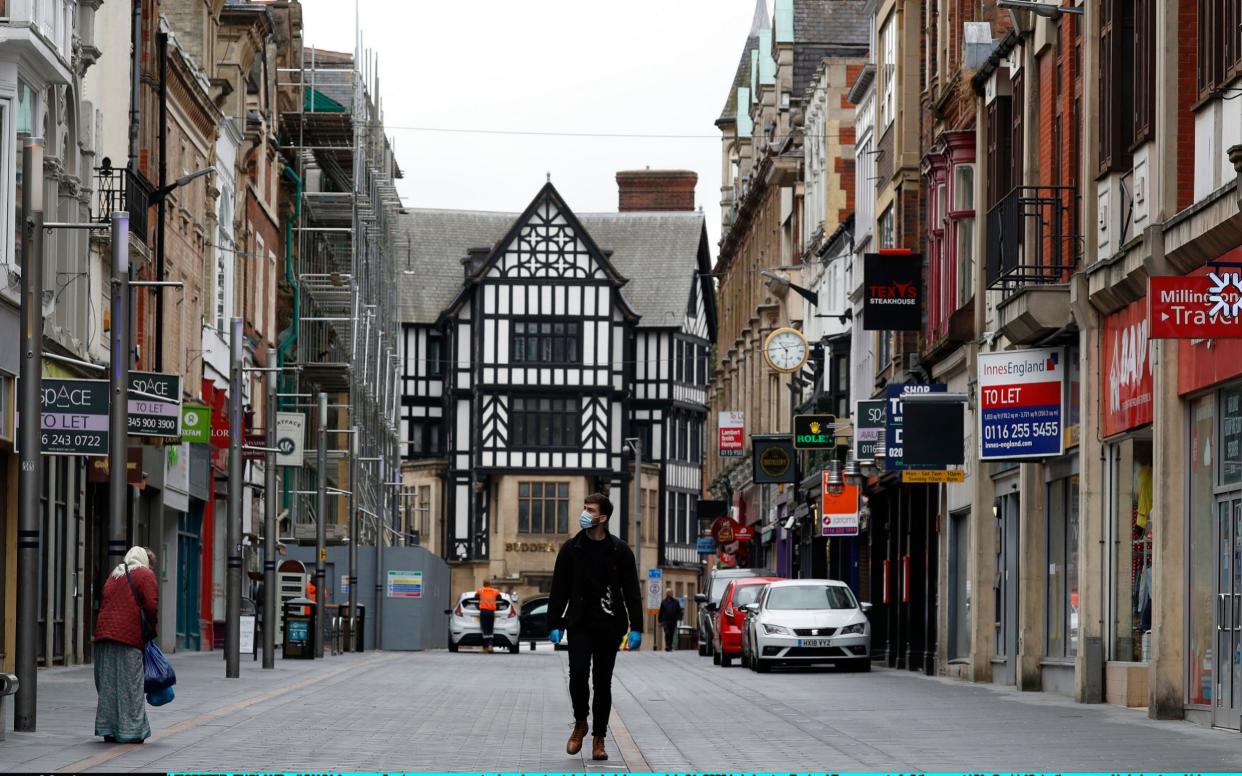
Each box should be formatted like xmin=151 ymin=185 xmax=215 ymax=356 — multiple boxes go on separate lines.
xmin=792 ymin=1 xmax=870 ymax=99
xmin=717 ymin=0 xmax=768 ymax=125
xmin=397 ymin=209 xmax=708 ymax=330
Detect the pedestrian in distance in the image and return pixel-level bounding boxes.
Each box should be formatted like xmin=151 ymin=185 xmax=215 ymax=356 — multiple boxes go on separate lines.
xmin=94 ymin=546 xmax=159 ymax=744
xmin=548 ymin=493 xmax=642 ymax=762
xmin=475 ymin=582 xmax=502 ymax=653
xmin=658 ymin=587 xmax=682 ymax=652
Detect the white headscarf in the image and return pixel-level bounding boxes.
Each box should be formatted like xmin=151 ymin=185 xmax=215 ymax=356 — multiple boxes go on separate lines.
xmin=111 ymin=545 xmax=151 ymax=579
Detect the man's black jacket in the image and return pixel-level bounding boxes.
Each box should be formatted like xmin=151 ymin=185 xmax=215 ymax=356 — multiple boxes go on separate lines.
xmin=658 ymin=597 xmax=682 ymax=624
xmin=548 ymin=530 xmax=643 ymax=633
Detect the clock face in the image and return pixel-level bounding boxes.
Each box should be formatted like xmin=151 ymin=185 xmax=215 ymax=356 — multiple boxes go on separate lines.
xmin=766 ymin=329 xmax=807 ymax=372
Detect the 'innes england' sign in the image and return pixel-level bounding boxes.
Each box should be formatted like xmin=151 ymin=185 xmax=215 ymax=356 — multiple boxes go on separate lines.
xmin=978 ymin=348 xmax=1065 ymax=460
xmin=1150 ymin=273 xmax=1242 ymax=339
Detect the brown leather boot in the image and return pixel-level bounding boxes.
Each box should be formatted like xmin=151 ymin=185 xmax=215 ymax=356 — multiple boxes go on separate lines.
xmin=592 ymin=736 xmax=608 ymax=761
xmin=566 ymin=720 xmax=588 ymax=755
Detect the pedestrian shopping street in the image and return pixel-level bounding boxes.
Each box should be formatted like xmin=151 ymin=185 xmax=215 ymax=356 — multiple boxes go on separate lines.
xmin=4 ymin=647 xmax=1241 ymax=773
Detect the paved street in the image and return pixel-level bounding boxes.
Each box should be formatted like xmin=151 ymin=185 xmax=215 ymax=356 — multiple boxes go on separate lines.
xmin=4 ymin=647 xmax=1242 ymax=773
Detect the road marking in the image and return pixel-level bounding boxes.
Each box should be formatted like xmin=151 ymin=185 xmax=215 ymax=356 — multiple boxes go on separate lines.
xmin=57 ymin=653 xmax=397 ymax=774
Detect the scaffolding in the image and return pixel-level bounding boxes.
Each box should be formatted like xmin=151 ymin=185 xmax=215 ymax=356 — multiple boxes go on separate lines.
xmin=277 ymin=44 xmax=403 ymax=545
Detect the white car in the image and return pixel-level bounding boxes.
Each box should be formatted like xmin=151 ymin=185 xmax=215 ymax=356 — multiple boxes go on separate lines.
xmin=446 ymin=592 xmax=521 ymax=653
xmin=741 ymin=579 xmax=871 ymax=673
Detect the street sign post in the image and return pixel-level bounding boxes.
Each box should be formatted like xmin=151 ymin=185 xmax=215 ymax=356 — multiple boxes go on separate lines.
xmin=646 ymin=568 xmax=663 ymax=615
xmin=276 ymin=412 xmax=306 ymax=467
xmin=128 ymin=372 xmax=181 ymax=438
xmin=854 ymin=400 xmax=885 ymax=462
xmin=978 ymin=348 xmax=1065 ymax=460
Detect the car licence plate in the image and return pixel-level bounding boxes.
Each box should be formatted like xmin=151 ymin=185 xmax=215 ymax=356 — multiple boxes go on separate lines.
xmin=797 ymin=638 xmax=832 ymax=648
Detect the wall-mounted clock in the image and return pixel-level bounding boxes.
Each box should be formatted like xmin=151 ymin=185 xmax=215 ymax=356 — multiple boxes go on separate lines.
xmin=763 ymin=327 xmax=809 ymax=374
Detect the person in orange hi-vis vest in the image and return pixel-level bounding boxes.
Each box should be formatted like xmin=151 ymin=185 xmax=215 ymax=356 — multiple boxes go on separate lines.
xmin=476 ymin=583 xmax=501 ymax=653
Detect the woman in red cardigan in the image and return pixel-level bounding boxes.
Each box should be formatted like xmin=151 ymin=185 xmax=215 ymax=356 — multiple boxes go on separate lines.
xmin=94 ymin=546 xmax=159 ymax=743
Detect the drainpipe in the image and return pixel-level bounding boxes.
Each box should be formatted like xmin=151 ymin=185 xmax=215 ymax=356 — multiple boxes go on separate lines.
xmin=277 ymin=163 xmax=302 ymax=513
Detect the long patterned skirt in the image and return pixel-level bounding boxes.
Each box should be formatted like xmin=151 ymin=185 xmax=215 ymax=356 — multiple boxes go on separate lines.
xmin=94 ymin=640 xmax=150 ymax=743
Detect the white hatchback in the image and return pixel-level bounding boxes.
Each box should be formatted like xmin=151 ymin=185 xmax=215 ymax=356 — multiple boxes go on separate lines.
xmin=446 ymin=592 xmax=521 ymax=653
xmin=741 ymin=579 xmax=871 ymax=672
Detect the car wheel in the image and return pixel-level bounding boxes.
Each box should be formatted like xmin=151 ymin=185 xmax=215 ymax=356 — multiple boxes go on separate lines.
xmin=448 ymin=637 xmax=459 ymax=653
xmin=721 ymin=654 xmax=733 ymax=667
xmin=755 ymin=657 xmax=771 ymax=673
xmin=508 ymin=642 xmax=520 ymax=654
xmin=698 ymin=641 xmax=708 ymax=657
xmin=847 ymin=658 xmax=872 ymax=673
xmin=712 ymin=650 xmax=721 ymax=665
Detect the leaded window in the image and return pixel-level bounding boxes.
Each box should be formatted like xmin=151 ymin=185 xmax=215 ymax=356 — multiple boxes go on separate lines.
xmin=518 ymin=482 xmax=570 ymax=534
xmin=511 ymin=397 xmax=580 ymax=448
xmin=512 ymin=320 xmax=581 ymax=364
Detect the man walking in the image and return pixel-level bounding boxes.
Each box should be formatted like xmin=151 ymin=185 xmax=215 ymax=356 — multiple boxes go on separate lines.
xmin=548 ymin=493 xmax=642 ymax=762
xmin=475 ymin=582 xmax=502 ymax=653
xmin=658 ymin=588 xmax=682 ymax=651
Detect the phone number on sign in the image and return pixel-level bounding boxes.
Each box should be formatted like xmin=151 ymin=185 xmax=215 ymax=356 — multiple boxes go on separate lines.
xmin=982 ymin=421 xmax=1059 ymax=441
xmin=41 ymin=432 xmax=103 ymax=449
xmin=128 ymin=415 xmax=178 ymax=433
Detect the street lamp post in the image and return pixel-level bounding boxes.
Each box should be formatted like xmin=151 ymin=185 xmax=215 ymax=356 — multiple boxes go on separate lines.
xmin=347 ymin=425 xmax=358 ymax=650
xmin=263 ymin=347 xmax=278 ymax=669
xmin=14 ymin=136 xmax=43 ymax=732
xmin=225 ymin=317 xmax=243 ymax=679
xmin=315 ymin=392 xmax=327 ymax=658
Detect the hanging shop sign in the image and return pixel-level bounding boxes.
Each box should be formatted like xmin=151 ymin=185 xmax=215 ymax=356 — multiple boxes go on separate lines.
xmin=903 ymin=398 xmax=966 ymax=467
xmin=276 ymin=412 xmax=306 ymax=467
xmin=793 ymin=414 xmax=836 ymax=450
xmin=854 ymin=400 xmax=885 ymax=462
xmin=180 ymin=403 xmax=211 ymax=444
xmin=734 ymin=524 xmax=754 ymax=543
xmin=820 ymin=472 xmax=859 ymax=537
xmin=128 ymin=372 xmax=182 ymax=438
xmin=718 ymin=411 xmax=744 ymax=457
xmin=164 ymin=443 xmax=190 ymax=512
xmin=752 ymin=435 xmax=798 ymax=483
xmin=37 ymin=378 xmax=109 ymax=456
xmin=1149 ymin=272 xmax=1242 ymax=339
xmin=978 ymin=348 xmax=1065 ymax=460
xmin=884 ymin=383 xmax=947 ymax=471
xmin=710 ymin=515 xmax=741 ymax=544
xmin=863 ymin=251 xmax=923 ymax=331
xmin=696 ymin=537 xmax=716 ymax=555
xmin=1103 ymin=299 xmax=1153 ymax=436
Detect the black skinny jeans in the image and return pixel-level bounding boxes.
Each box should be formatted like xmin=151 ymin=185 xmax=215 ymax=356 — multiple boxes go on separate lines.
xmin=567 ymin=625 xmax=622 ymax=737
xmin=479 ymin=609 xmax=495 ymax=646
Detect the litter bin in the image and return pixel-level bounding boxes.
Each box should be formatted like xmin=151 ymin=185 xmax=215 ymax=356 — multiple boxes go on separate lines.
xmin=282 ymin=597 xmax=315 ymax=659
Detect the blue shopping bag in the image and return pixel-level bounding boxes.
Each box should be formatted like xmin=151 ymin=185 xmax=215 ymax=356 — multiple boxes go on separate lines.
xmin=142 ymin=640 xmax=176 ymax=694
xmin=146 ymin=684 xmax=175 ymax=706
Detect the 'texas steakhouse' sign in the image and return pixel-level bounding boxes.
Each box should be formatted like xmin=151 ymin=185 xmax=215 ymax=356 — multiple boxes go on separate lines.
xmin=863 ymin=251 xmax=923 ymax=331
xmin=1149 ymin=272 xmax=1242 ymax=339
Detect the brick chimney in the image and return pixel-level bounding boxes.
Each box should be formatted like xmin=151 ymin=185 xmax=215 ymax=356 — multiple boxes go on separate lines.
xmin=616 ymin=169 xmax=697 ymax=212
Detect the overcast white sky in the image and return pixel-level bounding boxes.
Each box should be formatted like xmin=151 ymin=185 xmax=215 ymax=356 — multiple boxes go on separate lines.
xmin=300 ymin=0 xmax=767 ymax=248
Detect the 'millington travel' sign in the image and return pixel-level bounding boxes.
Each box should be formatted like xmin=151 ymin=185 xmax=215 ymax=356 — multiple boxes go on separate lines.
xmin=1150 ymin=273 xmax=1242 ymax=339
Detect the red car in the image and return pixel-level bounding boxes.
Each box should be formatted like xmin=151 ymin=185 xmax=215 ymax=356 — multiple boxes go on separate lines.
xmin=713 ymin=576 xmax=781 ymax=666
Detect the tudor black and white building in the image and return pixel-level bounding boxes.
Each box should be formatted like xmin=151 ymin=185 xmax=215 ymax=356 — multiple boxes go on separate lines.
xmin=397 ymin=174 xmax=717 ymax=615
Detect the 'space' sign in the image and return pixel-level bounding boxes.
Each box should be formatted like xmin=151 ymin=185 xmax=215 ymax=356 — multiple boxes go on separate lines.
xmin=40 ymin=378 xmax=109 ymax=456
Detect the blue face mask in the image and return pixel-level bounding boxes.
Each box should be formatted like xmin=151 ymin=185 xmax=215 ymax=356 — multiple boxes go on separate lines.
xmin=579 ymin=511 xmax=595 ymax=529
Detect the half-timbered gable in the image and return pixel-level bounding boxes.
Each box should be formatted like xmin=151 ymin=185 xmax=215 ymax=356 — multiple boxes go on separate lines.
xmin=397 ymin=182 xmax=716 ymax=592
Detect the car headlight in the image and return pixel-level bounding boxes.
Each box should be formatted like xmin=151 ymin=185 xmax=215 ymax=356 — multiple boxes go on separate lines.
xmin=762 ymin=623 xmax=793 ymax=636
xmin=840 ymin=622 xmax=865 ymax=635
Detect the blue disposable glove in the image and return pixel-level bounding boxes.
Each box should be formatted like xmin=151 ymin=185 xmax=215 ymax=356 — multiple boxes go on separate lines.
xmin=627 ymin=630 xmax=642 ymax=651
xmin=549 ymin=628 xmax=563 ymax=645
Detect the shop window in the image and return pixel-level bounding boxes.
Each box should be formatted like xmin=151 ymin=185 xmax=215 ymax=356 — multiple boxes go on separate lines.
xmin=517 ymin=481 xmax=569 ymax=535
xmin=1188 ymin=395 xmax=1216 ymax=705
xmin=1220 ymin=387 xmax=1242 ymax=485
xmin=1047 ymin=473 xmax=1081 ymax=658
xmin=1110 ymin=439 xmax=1153 ymax=663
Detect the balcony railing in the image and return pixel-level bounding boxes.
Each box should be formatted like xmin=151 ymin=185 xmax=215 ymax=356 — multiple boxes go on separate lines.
xmin=985 ymin=185 xmax=1081 ymax=295
xmin=0 ymin=0 xmax=75 ymax=64
xmin=94 ymin=164 xmax=153 ymax=247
